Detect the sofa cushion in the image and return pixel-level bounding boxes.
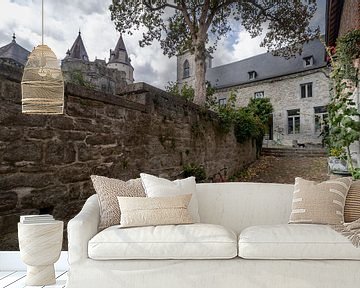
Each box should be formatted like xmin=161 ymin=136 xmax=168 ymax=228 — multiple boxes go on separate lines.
xmin=90 ymin=176 xmax=145 ymax=229
xmin=140 ymin=173 xmax=200 ymax=222
xmin=118 ymin=194 xmax=193 ymax=227
xmin=88 ymin=223 xmax=237 ymax=260
xmin=345 ymin=180 xmax=360 ymax=223
xmin=238 ymin=224 xmax=360 ymax=260
xmin=289 ymin=177 xmax=352 ymax=225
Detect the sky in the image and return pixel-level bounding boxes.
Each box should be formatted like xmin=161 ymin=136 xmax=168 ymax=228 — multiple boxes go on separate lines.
xmin=0 ymin=0 xmax=326 ymax=89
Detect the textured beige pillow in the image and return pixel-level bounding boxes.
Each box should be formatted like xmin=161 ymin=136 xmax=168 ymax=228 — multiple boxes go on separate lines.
xmin=345 ymin=180 xmax=360 ymax=223
xmin=90 ymin=175 xmax=146 ymax=229
xmin=289 ymin=177 xmax=352 ymax=225
xmin=118 ymin=194 xmax=193 ymax=228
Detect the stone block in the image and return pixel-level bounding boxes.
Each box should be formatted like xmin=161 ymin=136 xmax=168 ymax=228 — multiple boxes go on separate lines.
xmin=0 ymin=191 xmax=18 ymax=212
xmin=0 ymin=213 xmax=21 ymax=234
xmin=27 ymin=128 xmax=56 ymax=139
xmin=85 ymin=134 xmax=116 ymax=146
xmin=0 ymin=127 xmax=23 ymax=142
xmin=73 ymin=118 xmax=110 ymax=133
xmin=48 ymin=116 xmax=75 ymax=130
xmin=0 ymin=173 xmax=56 ymax=190
xmin=77 ymin=143 xmax=96 ymax=162
xmin=67 ymin=101 xmax=97 ymax=118
xmin=45 ymin=140 xmax=76 ymax=164
xmin=20 ymin=185 xmax=67 ymax=209
xmin=52 ymin=200 xmax=85 ymax=222
xmin=57 ymin=130 xmax=88 ymax=141
xmin=0 ymin=105 xmax=47 ymax=127
xmin=58 ymin=163 xmax=91 ymax=183
xmin=3 ymin=141 xmax=42 ymax=163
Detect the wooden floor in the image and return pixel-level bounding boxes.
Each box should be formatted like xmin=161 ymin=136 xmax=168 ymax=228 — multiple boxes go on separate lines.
xmin=0 ymin=251 xmax=69 ymax=288
xmin=0 ymin=271 xmax=67 ymax=288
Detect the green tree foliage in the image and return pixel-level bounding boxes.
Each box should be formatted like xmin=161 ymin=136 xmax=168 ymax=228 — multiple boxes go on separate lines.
xmin=110 ymin=0 xmax=319 ymax=106
xmin=247 ymin=98 xmax=273 ymax=126
xmin=182 ymin=163 xmax=206 ymax=182
xmin=165 ymin=80 xmax=216 ymax=107
xmin=69 ymin=70 xmax=95 ymax=89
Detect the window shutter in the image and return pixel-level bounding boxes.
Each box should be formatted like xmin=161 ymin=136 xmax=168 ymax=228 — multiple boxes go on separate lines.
xmin=301 ymin=85 xmax=306 ymax=98
xmin=307 ymin=83 xmax=312 ymax=97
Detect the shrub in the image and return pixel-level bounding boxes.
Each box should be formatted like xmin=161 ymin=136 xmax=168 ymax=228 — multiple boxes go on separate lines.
xmin=183 ymin=163 xmax=206 ymax=182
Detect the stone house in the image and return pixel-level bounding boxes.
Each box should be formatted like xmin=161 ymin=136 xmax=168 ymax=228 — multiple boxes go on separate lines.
xmin=177 ymin=38 xmax=330 ymax=146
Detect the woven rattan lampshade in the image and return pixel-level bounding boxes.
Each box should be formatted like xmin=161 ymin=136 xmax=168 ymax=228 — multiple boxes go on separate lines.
xmin=21 ymin=44 xmax=64 ymax=114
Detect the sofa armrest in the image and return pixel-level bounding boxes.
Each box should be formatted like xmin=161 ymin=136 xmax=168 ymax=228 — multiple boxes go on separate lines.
xmin=67 ymin=194 xmax=100 ymax=264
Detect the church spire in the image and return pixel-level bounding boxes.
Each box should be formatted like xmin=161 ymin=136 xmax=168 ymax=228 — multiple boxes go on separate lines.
xmin=108 ymin=34 xmax=131 ymax=66
xmin=107 ymin=34 xmax=134 ymax=84
xmin=65 ymin=31 xmax=89 ymax=61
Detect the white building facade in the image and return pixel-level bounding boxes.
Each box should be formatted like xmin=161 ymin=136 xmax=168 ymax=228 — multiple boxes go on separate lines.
xmin=177 ymin=39 xmax=330 ymax=146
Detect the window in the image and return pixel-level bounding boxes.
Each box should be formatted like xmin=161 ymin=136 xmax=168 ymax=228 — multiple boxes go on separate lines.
xmin=254 ymin=91 xmax=264 ymax=99
xmin=300 ymin=82 xmax=312 ymax=98
xmin=248 ymin=71 xmax=257 ymax=80
xmin=183 ymin=60 xmax=190 ymax=79
xmin=218 ymin=98 xmax=227 ymax=106
xmin=303 ymin=56 xmax=313 ymax=67
xmin=288 ymin=109 xmax=300 ymax=134
xmin=314 ymin=106 xmax=328 ymax=133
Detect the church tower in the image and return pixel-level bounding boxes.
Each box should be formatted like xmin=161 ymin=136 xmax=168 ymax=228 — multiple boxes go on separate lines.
xmin=177 ymin=50 xmax=212 ymax=91
xmin=107 ymin=35 xmax=134 ymax=84
xmin=64 ymin=31 xmax=89 ymax=62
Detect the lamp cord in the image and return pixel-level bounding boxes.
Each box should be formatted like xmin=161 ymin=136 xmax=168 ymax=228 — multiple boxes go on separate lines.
xmin=42 ymin=0 xmax=44 ymax=45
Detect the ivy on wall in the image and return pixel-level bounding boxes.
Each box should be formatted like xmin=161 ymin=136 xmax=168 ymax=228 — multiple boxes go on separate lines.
xmin=326 ymin=29 xmax=360 ymax=178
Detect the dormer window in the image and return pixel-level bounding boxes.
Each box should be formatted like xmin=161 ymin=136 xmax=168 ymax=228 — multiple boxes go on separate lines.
xmin=303 ymin=56 xmax=313 ymax=67
xmin=248 ymin=71 xmax=257 ymax=80
xmin=254 ymin=91 xmax=264 ymax=99
xmin=183 ymin=60 xmax=190 ymax=79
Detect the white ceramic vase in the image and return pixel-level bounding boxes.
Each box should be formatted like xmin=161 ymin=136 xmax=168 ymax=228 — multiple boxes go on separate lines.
xmin=18 ymin=221 xmax=63 ymax=286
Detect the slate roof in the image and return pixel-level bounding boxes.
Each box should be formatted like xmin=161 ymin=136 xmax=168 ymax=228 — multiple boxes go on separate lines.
xmin=206 ymin=38 xmax=327 ymax=89
xmin=108 ymin=35 xmax=132 ymax=66
xmin=64 ymin=32 xmax=89 ymax=61
xmin=0 ymin=34 xmax=30 ymax=66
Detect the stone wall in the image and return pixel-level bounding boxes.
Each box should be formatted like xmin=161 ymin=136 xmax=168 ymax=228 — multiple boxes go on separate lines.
xmin=213 ymin=68 xmax=330 ymax=146
xmin=0 ymin=64 xmax=256 ymax=250
xmin=61 ymin=58 xmax=127 ymax=94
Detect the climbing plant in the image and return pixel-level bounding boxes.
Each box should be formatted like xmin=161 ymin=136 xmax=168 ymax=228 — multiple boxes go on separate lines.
xmin=327 ymin=29 xmax=360 ymax=178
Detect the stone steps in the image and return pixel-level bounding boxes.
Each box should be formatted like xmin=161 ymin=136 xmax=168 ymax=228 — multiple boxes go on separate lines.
xmin=261 ymin=147 xmax=327 ymax=157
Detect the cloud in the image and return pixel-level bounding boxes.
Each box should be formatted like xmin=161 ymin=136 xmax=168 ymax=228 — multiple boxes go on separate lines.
xmin=212 ymin=29 xmax=267 ymax=67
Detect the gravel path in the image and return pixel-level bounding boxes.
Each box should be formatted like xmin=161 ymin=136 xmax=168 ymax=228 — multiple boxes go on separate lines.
xmin=234 ymin=156 xmax=329 ymax=184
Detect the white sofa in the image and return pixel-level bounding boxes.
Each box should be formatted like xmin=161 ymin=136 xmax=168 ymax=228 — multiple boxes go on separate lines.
xmin=66 ymin=182 xmax=360 ymax=288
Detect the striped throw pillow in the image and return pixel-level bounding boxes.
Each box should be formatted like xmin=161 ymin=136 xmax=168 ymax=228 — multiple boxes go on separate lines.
xmin=344 ymin=180 xmax=360 ymax=223
xmin=289 ymin=177 xmax=352 ymax=225
xmin=118 ymin=194 xmax=193 ymax=228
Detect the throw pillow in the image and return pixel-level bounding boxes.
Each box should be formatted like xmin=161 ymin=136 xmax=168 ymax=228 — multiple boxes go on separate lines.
xmin=118 ymin=194 xmax=194 ymax=228
xmin=344 ymin=180 xmax=360 ymax=223
xmin=289 ymin=177 xmax=352 ymax=225
xmin=140 ymin=173 xmax=200 ymax=222
xmin=90 ymin=175 xmax=146 ymax=229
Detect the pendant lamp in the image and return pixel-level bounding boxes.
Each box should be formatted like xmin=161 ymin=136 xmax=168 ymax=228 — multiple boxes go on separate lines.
xmin=21 ymin=0 xmax=64 ymax=114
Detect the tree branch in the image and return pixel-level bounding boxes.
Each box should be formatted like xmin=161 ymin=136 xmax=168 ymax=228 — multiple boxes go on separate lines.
xmin=179 ymin=0 xmax=196 ymax=37
xmin=246 ymin=0 xmax=280 ymax=22
xmin=142 ymin=0 xmax=180 ymax=11
xmin=205 ymin=0 xmax=236 ymax=29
